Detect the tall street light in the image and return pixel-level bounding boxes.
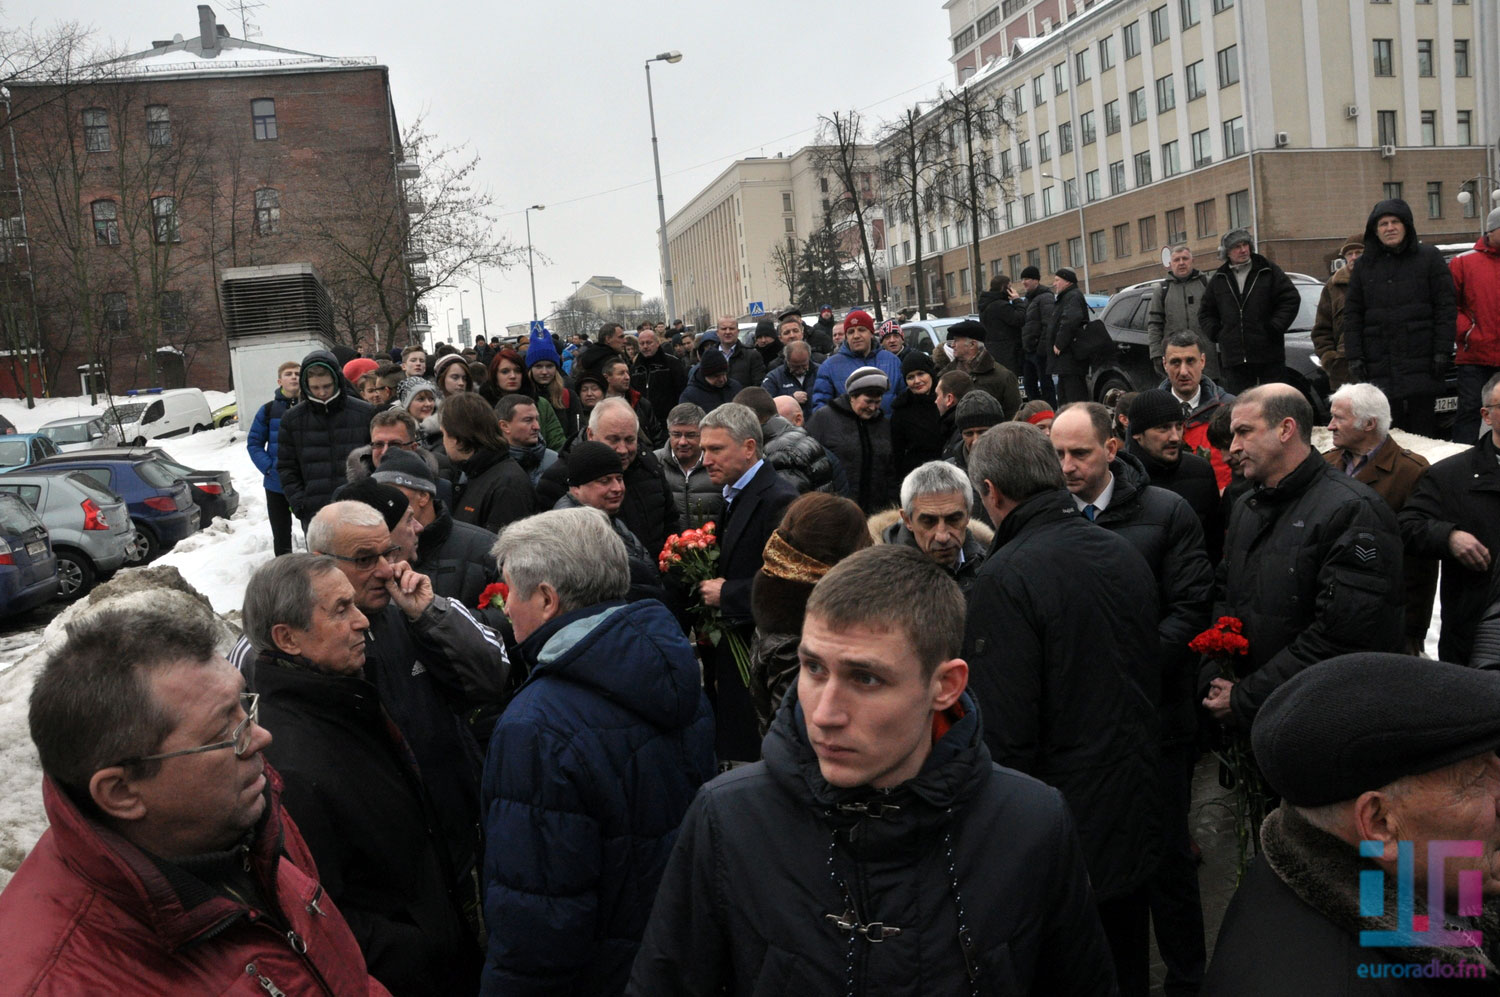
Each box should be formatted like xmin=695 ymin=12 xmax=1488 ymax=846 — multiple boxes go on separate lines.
xmin=474 ymin=269 xmax=490 ymax=337
xmin=1457 ymin=177 xmax=1500 ymax=239
xmin=1041 ymin=172 xmax=1091 ymax=295
xmin=524 ymin=204 xmax=545 ymax=322
xmin=646 ymin=50 xmax=682 ymax=323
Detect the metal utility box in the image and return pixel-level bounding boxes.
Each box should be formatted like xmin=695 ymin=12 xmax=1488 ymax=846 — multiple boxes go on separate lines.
xmin=220 ymin=264 xmax=334 ymax=418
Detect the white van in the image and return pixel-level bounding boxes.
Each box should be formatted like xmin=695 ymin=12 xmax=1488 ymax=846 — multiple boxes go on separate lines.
xmin=104 ymin=388 xmax=215 ymax=445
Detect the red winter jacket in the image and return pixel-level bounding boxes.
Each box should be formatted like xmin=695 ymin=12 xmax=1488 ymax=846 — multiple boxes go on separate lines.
xmin=1451 ymin=236 xmax=1500 ymax=367
xmin=0 ymin=769 xmax=389 ymax=997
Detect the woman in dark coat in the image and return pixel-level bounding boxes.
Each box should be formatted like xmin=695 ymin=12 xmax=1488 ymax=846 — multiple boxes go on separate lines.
xmin=440 ymin=391 xmax=535 ymax=535
xmin=889 ymin=351 xmax=944 ymax=476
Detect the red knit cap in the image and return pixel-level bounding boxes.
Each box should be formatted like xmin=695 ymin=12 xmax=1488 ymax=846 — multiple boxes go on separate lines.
xmin=843 ymin=309 xmax=875 ymax=333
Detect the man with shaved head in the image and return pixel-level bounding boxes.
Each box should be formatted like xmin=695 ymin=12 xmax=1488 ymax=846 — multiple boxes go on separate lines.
xmin=1204 ymin=383 xmax=1404 ymax=732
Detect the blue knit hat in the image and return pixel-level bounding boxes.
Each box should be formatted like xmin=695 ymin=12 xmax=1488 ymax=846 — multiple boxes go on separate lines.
xmin=526 ymin=324 xmax=561 ymax=369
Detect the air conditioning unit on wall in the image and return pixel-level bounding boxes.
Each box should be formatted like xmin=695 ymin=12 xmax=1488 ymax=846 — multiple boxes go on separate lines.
xmin=1274 ymin=131 xmax=1290 ymax=147
xmin=1380 ymin=144 xmax=1396 ymax=159
xmin=1345 ymin=104 xmax=1359 ymax=119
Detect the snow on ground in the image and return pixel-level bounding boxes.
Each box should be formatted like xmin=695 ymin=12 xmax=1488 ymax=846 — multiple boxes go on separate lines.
xmin=0 ymin=390 xmax=235 ymax=435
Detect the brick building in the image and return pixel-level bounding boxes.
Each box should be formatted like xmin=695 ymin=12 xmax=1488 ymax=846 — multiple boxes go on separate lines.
xmin=1 ymin=5 xmax=416 ymax=395
xmin=886 ymin=0 xmax=1499 ymax=315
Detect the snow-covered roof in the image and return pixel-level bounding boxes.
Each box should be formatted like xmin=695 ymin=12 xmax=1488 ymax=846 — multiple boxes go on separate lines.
xmin=99 ymin=27 xmax=375 ymax=80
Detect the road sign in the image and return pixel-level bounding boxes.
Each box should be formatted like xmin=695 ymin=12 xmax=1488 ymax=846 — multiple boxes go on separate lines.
xmin=747 ymin=301 xmax=765 ymax=316
xmin=530 ymin=320 xmax=547 ymax=336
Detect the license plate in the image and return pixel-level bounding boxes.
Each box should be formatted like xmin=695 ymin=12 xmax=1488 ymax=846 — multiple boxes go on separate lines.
xmin=26 ymin=540 xmax=46 ymax=556
xmin=1435 ymin=396 xmax=1457 ymax=412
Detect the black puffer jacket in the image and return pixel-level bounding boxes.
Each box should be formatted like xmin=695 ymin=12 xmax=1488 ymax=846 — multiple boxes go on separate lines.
xmin=633 ymin=350 xmax=688 ymax=426
xmin=1210 ymin=451 xmax=1404 ymax=729
xmin=1092 ymin=454 xmax=1214 ymax=743
xmin=620 ymin=447 xmax=682 ymax=556
xmin=962 ymin=489 xmax=1162 ymax=902
xmin=978 ymin=288 xmax=1026 ymax=373
xmin=761 ymin=415 xmax=836 ymax=494
xmin=628 ymin=692 xmax=1118 ymax=996
xmin=452 ymin=446 xmax=534 ymax=535
xmin=807 ymin=396 xmax=897 ymax=514
xmin=1130 ymin=442 xmax=1223 ymax=563
xmin=1199 ymin=253 xmax=1301 ymax=367
xmin=1342 ymin=198 xmax=1458 ymax=399
xmin=1022 ymin=285 xmax=1055 ymax=359
xmin=1048 ymin=284 xmax=1091 ymax=376
xmin=889 ymin=387 xmax=945 ymax=476
xmin=276 ymin=350 xmax=375 ymax=521
xmin=254 ymin=655 xmax=481 ymax=997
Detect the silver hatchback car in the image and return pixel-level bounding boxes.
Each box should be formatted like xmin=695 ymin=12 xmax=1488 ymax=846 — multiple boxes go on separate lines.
xmin=37 ymin=416 xmax=120 ymax=453
xmin=0 ymin=469 xmax=134 ymax=598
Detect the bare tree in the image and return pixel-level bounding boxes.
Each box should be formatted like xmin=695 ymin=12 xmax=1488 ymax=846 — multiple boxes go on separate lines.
xmin=876 ymin=105 xmax=950 ymax=321
xmin=931 ymin=84 xmax=1014 ymax=301
xmin=768 ymin=236 xmax=799 ymax=307
xmin=812 ymin=110 xmax=883 ymax=321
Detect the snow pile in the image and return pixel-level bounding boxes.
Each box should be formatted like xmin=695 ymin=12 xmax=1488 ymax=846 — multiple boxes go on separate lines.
xmin=0 ymin=391 xmax=234 ymax=435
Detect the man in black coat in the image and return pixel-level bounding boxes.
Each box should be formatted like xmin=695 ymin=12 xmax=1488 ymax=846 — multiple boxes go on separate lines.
xmin=630 ymin=545 xmax=1118 ymax=995
xmin=1127 ymin=388 xmax=1224 ymax=561
xmin=1203 ymin=384 xmax=1404 ymax=732
xmin=695 ymin=402 xmax=798 ymax=762
xmin=710 ymin=316 xmax=767 ymax=391
xmin=1048 ymin=268 xmax=1092 ymax=404
xmin=1198 ymin=229 xmax=1301 ymax=393
xmin=277 ymin=349 xmax=375 ymax=529
xmin=243 ymin=555 xmax=481 ymax=997
xmin=963 ymin=421 xmax=1162 ymax=996
xmin=1343 ymin=198 xmax=1458 ymax=437
xmin=1020 ymin=266 xmax=1057 ymax=405
xmin=632 ymin=327 xmax=688 ymax=426
xmin=978 ymin=273 xmax=1027 ymax=377
xmin=1398 ymin=372 xmax=1500 ymax=663
xmin=1052 ymin=403 xmax=1214 ymax=997
xmin=807 ymin=303 xmax=837 ymax=355
xmin=576 ymin=322 xmax=627 ymax=379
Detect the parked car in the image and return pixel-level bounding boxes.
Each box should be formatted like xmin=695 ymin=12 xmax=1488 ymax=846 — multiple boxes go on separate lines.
xmin=902 ymin=315 xmax=980 ymax=355
xmin=26 ymin=453 xmax=199 ymax=562
xmin=0 ymin=470 xmax=134 ymax=598
xmin=102 ymin=388 xmax=215 ymax=445
xmin=68 ymin=446 xmax=240 ymax=525
xmin=0 ymin=413 xmax=15 ymax=434
xmin=0 ymin=433 xmax=62 ymax=471
xmin=212 ymin=401 xmax=238 ymax=428
xmin=0 ymin=492 xmax=59 ymax=617
xmin=37 ymin=415 xmax=121 ymax=453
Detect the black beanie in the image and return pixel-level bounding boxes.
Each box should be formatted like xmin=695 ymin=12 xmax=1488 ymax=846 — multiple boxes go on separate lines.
xmin=331 ymin=478 xmax=409 ymax=531
xmin=568 ymin=441 xmax=624 ymax=487
xmin=902 ymin=350 xmax=935 ymax=377
xmin=1020 ymin=265 xmax=1041 ymax=280
xmin=955 ymin=389 xmax=1005 ymax=431
xmin=699 ymin=350 xmax=729 ymax=376
xmin=1128 ymin=389 xmax=1186 ymax=433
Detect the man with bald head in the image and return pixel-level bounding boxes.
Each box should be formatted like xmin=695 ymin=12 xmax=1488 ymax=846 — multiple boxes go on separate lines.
xmin=1203 ymin=384 xmax=1404 ymax=733
xmin=774 ymin=394 xmax=804 ymax=427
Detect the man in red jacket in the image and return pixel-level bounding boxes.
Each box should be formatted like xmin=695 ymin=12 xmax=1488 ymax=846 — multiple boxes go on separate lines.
xmin=0 ymin=605 xmax=388 ymax=996
xmin=1451 ymin=206 xmax=1500 ymax=442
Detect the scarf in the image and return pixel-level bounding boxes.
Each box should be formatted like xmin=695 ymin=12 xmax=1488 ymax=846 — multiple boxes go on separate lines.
xmin=760 ymin=529 xmax=831 ymax=585
xmin=509 ymin=439 xmax=549 ymax=470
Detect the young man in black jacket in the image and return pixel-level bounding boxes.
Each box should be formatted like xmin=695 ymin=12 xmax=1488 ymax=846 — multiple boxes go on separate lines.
xmin=630 ymin=545 xmax=1116 ymax=995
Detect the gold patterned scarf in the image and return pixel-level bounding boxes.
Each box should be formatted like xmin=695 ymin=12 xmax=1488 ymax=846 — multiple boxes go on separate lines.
xmin=760 ymin=529 xmax=831 ymax=585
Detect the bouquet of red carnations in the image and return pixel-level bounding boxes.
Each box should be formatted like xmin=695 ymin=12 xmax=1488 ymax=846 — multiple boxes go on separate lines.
xmin=1190 ymin=615 xmax=1266 ymax=878
xmin=477 ymin=582 xmax=508 ymax=613
xmin=1188 ymin=616 xmax=1250 ymax=659
xmin=659 ymin=522 xmax=752 ymax=686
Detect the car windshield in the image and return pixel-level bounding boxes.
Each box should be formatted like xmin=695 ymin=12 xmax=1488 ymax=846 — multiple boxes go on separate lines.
xmin=134 ymin=460 xmax=179 ymax=489
xmin=0 ymin=495 xmax=39 ymax=535
xmin=0 ymin=438 xmax=28 ymax=467
xmin=38 ymin=423 xmax=90 ymax=444
xmin=1289 ymin=285 xmax=1321 ymax=332
xmin=106 ymin=404 xmax=147 ymax=424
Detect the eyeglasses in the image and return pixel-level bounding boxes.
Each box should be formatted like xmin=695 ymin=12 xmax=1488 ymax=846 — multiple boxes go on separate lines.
xmin=121 ymin=693 xmax=259 ymax=765
xmin=369 ymin=439 xmax=416 ymax=452
xmin=327 ymin=544 xmax=403 ymax=571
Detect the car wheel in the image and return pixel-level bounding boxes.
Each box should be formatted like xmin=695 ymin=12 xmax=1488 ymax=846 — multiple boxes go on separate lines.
xmin=54 ymin=550 xmax=96 ymax=600
xmin=193 ymin=423 xmax=208 ymax=433
xmin=1092 ymin=370 xmax=1132 ymax=404
xmin=126 ymin=526 xmax=159 ymax=563
xmin=216 ymin=416 xmax=234 ymax=428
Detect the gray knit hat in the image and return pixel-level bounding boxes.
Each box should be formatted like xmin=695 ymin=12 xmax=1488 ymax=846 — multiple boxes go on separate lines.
xmin=398 ymin=376 xmax=437 ymax=409
xmin=1487 ymin=206 xmax=1500 ymax=235
xmin=955 ymin=389 xmax=1005 ymax=432
xmin=843 ymin=366 xmax=889 ymax=396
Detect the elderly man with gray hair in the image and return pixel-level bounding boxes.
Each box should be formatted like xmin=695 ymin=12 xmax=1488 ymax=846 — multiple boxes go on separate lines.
xmin=1205 ymin=653 xmax=1500 ymax=992
xmin=874 ymin=460 xmax=988 ymax=594
xmin=479 ymin=508 xmax=715 ymax=995
xmin=243 ymin=554 xmax=482 ymax=995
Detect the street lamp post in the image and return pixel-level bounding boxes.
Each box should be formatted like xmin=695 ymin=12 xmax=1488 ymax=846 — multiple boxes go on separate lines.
xmin=1041 ymin=173 xmax=1090 ymax=295
xmin=524 ymin=204 xmax=544 ymax=322
xmin=1457 ymin=177 xmax=1500 ymax=239
xmin=646 ymin=50 xmax=682 ymax=323
xmin=474 ymin=269 xmax=490 ymax=337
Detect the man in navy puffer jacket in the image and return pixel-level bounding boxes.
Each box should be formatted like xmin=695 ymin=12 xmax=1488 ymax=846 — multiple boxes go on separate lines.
xmin=480 ymin=507 xmax=715 ymax=996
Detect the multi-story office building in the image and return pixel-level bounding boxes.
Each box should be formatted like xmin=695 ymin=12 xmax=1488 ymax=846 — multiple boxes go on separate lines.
xmin=887 ymin=0 xmax=1497 ymax=316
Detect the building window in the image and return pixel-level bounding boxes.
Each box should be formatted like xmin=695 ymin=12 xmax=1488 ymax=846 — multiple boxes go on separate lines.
xmin=1427 ymin=182 xmax=1442 ymax=219
xmin=1088 ymin=229 xmax=1107 ymax=263
xmin=1064 ymin=181 xmax=1079 ymax=209
xmin=1023 ymin=194 xmax=1037 ymax=222
xmin=1047 ymin=243 xmax=1062 ymax=273
xmin=822 ymin=198 xmax=830 ymax=213
xmin=1123 ymin=21 xmax=1142 ymax=59
xmin=782 ymin=192 xmax=792 ymax=211
xmin=1162 ymin=140 xmax=1181 ymax=177
xmin=1194 ymin=198 xmax=1217 ymax=238
xmin=151 ymin=196 xmax=180 ymax=244
xmin=1086 ymin=170 xmax=1102 ymax=201
xmin=1058 ymin=122 xmax=1074 ymax=153
xmin=1166 ymin=207 xmax=1187 ymax=244
xmin=91 ymin=200 xmax=119 ymax=246
xmin=1373 ymin=39 xmax=1393 ymax=77
xmin=1150 ymin=5 xmax=1171 ymax=44
xmin=1416 ymin=40 xmax=1434 ymax=77
xmin=1037 ymin=131 xmax=1051 ymax=163
xmin=1129 ymin=87 xmax=1147 ymax=124
xmin=1081 ymin=111 xmax=1097 ymax=145
xmin=1018 ymin=140 xmax=1031 ymax=169
xmin=977 ymin=7 xmax=1000 ymax=34
xmin=960 ymin=268 xmax=970 ymax=295
xmin=1186 ymin=61 xmax=1206 ymax=101
xmin=1109 ymin=160 xmax=1126 ymax=195
xmin=1134 ymin=150 xmax=1153 ymax=186
xmin=1069 ymin=236 xmax=1084 ymax=268
xmin=1457 ymin=110 xmax=1472 ymax=145
xmin=943 ymin=224 xmax=953 ymax=249
xmin=1013 ymin=86 xmax=1025 ymax=114
xmin=1383 ymin=181 xmax=1403 ymax=201
xmin=1027 ymin=248 xmax=1041 ymax=271
xmin=1377 ymin=110 xmax=1397 ymax=147
xmin=1105 ymin=100 xmax=1121 ymax=135
xmin=145 ymin=105 xmax=171 ymax=147
xmin=160 ymin=291 xmax=187 ymax=335
xmin=1217 ymin=45 xmax=1239 ymax=88
xmin=1076 ymin=50 xmax=1091 ymax=82
xmin=1180 ymin=0 xmax=1199 ymax=27
xmin=1042 ymin=187 xmax=1055 ymax=217
xmin=1000 ymin=149 xmax=1012 ymax=176
xmin=1421 ymin=111 xmax=1436 ymax=147
xmin=82 ymin=108 xmax=110 ymax=152
xmin=254 ymin=188 xmax=281 ymax=235
xmin=1140 ymin=215 xmax=1158 ymax=249
xmin=103 ymin=292 xmax=129 ymax=332
xmin=947 ymin=272 xmax=957 ymax=299
xmin=1008 ymin=253 xmax=1022 ymax=276
xmin=1053 ymin=63 xmax=1068 ymax=95
xmin=952 ymin=26 xmax=975 ymax=53
xmin=1191 ymin=128 xmax=1212 ymax=167
xmin=1222 ymin=116 xmax=1245 ymax=156
xmin=1226 ymin=189 xmax=1251 ymax=229
xmin=1455 ymin=40 xmax=1469 ymax=77
xmin=1213 ymin=0 xmax=1233 ymax=11
xmin=1156 ymin=74 xmax=1176 ymax=113
xmin=1114 ymin=223 xmax=1132 ymax=257
xmin=820 ymin=176 xmax=829 ymax=193
xmin=252 ymin=98 xmax=277 ymax=141
xmin=1099 ymin=36 xmax=1115 ymax=70
xmin=1034 ymin=74 xmax=1046 ymax=106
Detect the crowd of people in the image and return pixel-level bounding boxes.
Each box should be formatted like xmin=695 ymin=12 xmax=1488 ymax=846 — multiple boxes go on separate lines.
xmin=3 ymin=201 xmax=1500 ymax=996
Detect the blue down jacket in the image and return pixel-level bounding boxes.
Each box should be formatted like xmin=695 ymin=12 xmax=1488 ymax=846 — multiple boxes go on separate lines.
xmin=479 ymin=598 xmax=715 ymax=996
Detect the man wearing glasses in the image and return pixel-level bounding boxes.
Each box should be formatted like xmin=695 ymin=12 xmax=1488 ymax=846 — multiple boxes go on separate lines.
xmin=1 ymin=606 xmax=388 ymax=994
xmin=346 ymin=408 xmax=454 ymax=505
xmin=243 ymin=555 xmax=483 ymax=995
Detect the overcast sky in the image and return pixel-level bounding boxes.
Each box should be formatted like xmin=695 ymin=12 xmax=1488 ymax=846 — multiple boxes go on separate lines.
xmin=28 ymin=0 xmax=956 ymax=338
